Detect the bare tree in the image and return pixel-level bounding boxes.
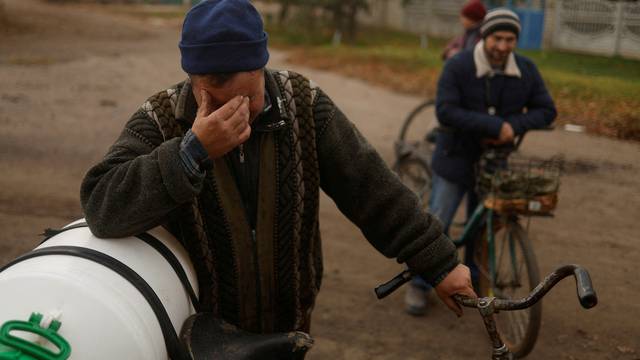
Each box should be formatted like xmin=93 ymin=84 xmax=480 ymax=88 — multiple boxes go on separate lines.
xmin=263 ymin=0 xmax=303 ymax=25
xmin=321 ymin=0 xmax=369 ymax=44
xmin=267 ymin=0 xmax=369 ymax=43
xmin=277 ymin=0 xmax=296 ymax=25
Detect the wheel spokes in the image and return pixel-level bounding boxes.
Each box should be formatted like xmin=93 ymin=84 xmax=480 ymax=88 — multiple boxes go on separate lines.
xmin=494 ymin=225 xmax=532 ymax=347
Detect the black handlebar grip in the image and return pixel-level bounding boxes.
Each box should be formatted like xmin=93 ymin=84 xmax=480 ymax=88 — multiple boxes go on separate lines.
xmin=374 ymin=270 xmax=412 ymax=299
xmin=574 ymin=267 xmax=598 ymax=309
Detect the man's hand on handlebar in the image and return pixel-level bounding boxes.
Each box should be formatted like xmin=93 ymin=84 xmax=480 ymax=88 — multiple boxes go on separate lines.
xmin=484 ymin=122 xmax=515 ymax=146
xmin=434 ymin=264 xmax=477 ymax=317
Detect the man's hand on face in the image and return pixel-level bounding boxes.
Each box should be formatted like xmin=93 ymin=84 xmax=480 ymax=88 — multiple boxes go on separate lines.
xmin=484 ymin=122 xmax=515 ymax=145
xmin=192 ymin=90 xmax=251 ymax=159
xmin=434 ymin=263 xmax=477 ymax=316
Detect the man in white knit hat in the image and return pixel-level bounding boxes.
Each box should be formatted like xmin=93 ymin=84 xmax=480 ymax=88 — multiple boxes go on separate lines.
xmin=405 ymin=7 xmax=556 ymax=316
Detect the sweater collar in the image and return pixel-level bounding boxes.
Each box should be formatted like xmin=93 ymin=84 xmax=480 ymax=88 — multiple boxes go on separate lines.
xmin=473 ymin=40 xmax=521 ymax=79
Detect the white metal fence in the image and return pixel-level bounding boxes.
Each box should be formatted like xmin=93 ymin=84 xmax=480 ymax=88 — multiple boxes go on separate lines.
xmin=552 ymin=0 xmax=640 ymax=59
xmin=349 ymin=0 xmax=640 ymax=59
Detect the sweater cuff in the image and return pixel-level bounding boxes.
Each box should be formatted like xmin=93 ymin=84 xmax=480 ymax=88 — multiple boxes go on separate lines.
xmin=405 ymin=234 xmax=460 ymax=286
xmin=427 ymin=254 xmax=460 ymax=286
xmin=157 ymin=138 xmax=204 ymax=203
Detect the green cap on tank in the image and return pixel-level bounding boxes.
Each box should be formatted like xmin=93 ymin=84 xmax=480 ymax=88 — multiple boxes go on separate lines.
xmin=0 ymin=313 xmax=70 ymax=360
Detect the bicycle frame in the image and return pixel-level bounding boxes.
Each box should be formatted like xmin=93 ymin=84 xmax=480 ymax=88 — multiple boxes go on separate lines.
xmin=451 ymin=203 xmax=503 ymax=297
xmin=451 ymin=202 xmax=488 ymax=249
xmin=474 ymin=297 xmax=513 ymax=360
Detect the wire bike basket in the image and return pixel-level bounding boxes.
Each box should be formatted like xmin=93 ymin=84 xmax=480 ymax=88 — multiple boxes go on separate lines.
xmin=476 ymin=152 xmax=563 ymax=216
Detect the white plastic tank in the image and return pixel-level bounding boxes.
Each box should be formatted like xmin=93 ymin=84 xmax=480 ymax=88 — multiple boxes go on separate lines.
xmin=0 ymin=219 xmax=198 ymax=360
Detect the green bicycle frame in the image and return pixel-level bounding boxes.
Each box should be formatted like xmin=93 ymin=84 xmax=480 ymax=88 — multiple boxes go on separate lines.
xmin=451 ymin=203 xmax=498 ymax=297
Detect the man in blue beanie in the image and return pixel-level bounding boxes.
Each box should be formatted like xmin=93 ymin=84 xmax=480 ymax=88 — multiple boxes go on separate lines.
xmin=404 ymin=8 xmax=556 ymax=316
xmin=81 ymin=0 xmax=475 ymax=350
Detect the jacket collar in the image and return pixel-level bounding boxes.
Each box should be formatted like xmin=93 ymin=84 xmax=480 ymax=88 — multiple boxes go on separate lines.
xmin=473 ymin=40 xmax=521 ymax=79
xmin=174 ymin=70 xmax=289 ymax=132
xmin=175 ymin=77 xmax=196 ymax=125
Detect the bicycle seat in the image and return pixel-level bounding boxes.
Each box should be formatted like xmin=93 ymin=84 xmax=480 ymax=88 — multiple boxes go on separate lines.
xmin=180 ymin=313 xmax=313 ymax=360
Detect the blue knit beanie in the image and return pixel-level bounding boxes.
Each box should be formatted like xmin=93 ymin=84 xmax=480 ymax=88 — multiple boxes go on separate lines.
xmin=179 ymin=0 xmax=269 ymax=74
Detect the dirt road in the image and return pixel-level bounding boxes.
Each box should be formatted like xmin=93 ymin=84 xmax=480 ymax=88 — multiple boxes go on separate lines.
xmin=1 ymin=1 xmax=639 ymax=359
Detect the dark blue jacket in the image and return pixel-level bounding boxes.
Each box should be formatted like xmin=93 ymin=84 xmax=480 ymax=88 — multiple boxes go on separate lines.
xmin=432 ymin=50 xmax=556 ymax=187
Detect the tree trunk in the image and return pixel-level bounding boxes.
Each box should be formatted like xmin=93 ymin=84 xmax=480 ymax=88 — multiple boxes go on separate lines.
xmin=278 ymin=1 xmax=290 ymax=25
xmin=331 ymin=3 xmax=344 ymax=42
xmin=345 ymin=3 xmax=358 ymax=44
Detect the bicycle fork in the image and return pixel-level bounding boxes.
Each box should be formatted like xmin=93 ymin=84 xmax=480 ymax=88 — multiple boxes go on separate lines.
xmin=477 ymin=297 xmax=514 ymax=360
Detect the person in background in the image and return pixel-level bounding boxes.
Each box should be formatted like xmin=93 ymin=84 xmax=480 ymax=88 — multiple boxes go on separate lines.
xmin=405 ymin=8 xmax=557 ymax=316
xmin=442 ymin=0 xmax=487 ymax=61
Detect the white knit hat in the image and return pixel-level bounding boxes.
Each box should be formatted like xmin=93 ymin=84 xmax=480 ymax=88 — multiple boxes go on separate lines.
xmin=480 ymin=8 xmax=521 ymax=38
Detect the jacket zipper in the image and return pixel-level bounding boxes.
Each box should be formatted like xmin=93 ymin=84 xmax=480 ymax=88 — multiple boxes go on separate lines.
xmin=240 ymin=139 xmax=259 ymax=329
xmin=238 ymin=143 xmax=259 ymax=329
xmin=239 ymin=144 xmax=245 ymax=163
xmin=251 ymin=229 xmax=262 ymax=331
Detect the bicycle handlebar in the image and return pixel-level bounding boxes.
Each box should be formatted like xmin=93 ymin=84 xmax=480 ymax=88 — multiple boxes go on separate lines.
xmin=574 ymin=265 xmax=598 ymax=308
xmin=375 ymin=264 xmax=597 ymax=310
xmin=453 ymin=264 xmax=596 ymax=311
xmin=374 ymin=270 xmax=412 ymax=299
xmin=513 ymin=124 xmax=555 ymax=151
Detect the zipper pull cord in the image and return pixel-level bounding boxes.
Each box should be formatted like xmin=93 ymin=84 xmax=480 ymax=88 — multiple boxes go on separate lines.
xmin=239 ymin=144 xmax=245 ymax=164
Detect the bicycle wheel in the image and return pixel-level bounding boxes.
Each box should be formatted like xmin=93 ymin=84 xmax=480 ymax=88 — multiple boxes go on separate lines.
xmin=397 ymin=99 xmax=436 ymax=144
xmin=474 ymin=218 xmax=542 ymax=358
xmin=394 ymin=156 xmax=431 ymax=211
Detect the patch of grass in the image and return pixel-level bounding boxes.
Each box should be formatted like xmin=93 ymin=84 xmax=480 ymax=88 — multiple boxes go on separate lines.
xmin=521 ymin=49 xmax=640 ymax=83
xmin=269 ymin=23 xmax=640 ymax=141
